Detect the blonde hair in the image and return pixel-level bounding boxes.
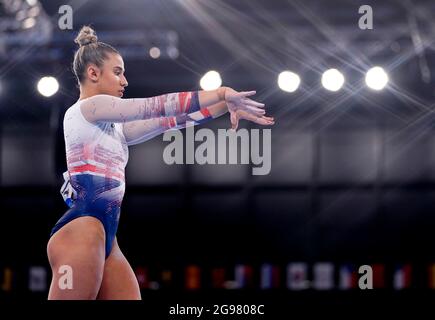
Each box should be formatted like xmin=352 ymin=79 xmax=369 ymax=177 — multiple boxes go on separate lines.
xmin=72 ymin=26 xmax=120 ymax=84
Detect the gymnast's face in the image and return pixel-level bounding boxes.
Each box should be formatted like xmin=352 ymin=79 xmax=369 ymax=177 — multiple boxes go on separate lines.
xmin=89 ymin=53 xmax=128 ymax=98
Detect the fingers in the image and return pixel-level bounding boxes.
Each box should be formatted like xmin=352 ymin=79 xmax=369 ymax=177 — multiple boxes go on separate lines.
xmin=228 ymin=89 xmax=274 ymax=129
xmin=231 ymin=103 xmax=265 ymax=115
xmin=257 ymin=116 xmax=275 ymax=125
xmin=236 ymin=90 xmax=256 ymax=98
xmin=239 ymin=111 xmax=275 ymax=126
xmin=236 ymin=97 xmax=265 ymax=115
xmin=261 ymin=116 xmax=274 ymax=121
xmin=242 ymin=98 xmax=265 ymax=108
xmin=254 ymin=118 xmax=274 ymax=126
xmin=244 ymin=105 xmax=266 ymax=115
xmin=230 ymin=112 xmax=239 ymax=130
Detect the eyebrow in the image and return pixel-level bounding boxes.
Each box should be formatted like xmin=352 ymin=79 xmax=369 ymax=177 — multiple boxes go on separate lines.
xmin=113 ymin=66 xmax=125 ymax=72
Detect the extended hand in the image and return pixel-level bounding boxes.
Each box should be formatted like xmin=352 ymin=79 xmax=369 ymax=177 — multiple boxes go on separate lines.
xmin=225 ymin=88 xmax=274 ymax=130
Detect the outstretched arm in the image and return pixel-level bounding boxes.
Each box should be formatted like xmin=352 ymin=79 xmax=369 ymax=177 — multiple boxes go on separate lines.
xmin=79 ymin=87 xmax=269 ymax=126
xmin=123 ymin=101 xmax=228 ymax=146
xmin=122 ymin=88 xmax=275 ymax=145
xmin=79 ymin=88 xmax=240 ymax=123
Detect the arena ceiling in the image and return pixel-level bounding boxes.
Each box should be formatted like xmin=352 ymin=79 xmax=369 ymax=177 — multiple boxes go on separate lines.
xmin=2 ymin=0 xmax=435 ymax=126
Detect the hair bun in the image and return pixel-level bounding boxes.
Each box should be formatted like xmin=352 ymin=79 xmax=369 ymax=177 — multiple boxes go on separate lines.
xmin=74 ymin=26 xmax=98 ymax=47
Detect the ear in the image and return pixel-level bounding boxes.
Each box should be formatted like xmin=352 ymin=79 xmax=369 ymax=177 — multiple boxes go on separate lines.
xmin=86 ymin=64 xmax=101 ymax=83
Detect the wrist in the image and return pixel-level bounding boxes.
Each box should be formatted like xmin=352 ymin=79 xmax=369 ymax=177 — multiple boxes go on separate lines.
xmin=217 ymin=86 xmax=228 ymax=101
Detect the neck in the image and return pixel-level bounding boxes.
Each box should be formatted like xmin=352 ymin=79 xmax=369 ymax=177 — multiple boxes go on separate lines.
xmin=78 ymin=85 xmax=99 ymax=101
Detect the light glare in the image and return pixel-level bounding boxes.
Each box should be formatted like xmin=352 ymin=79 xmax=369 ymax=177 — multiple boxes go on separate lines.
xmin=278 ymin=71 xmax=301 ymax=93
xmin=37 ymin=76 xmax=59 ymax=97
xmin=321 ymin=69 xmax=345 ymax=92
xmin=365 ymin=67 xmax=389 ymax=91
xmin=200 ymin=70 xmax=222 ymax=90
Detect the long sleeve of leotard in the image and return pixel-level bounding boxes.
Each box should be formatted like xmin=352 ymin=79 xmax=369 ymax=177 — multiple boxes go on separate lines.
xmin=122 ymin=101 xmax=228 ymax=146
xmin=80 ymin=89 xmax=226 ymax=124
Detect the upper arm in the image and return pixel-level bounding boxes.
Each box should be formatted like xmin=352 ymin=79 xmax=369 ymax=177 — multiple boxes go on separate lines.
xmin=80 ymin=94 xmax=159 ymax=124
xmin=80 ymin=92 xmax=201 ymax=124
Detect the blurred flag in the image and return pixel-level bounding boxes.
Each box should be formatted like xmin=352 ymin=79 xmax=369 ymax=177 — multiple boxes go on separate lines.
xmin=185 ymin=265 xmax=201 ymax=290
xmin=29 ymin=266 xmax=47 ymax=292
xmin=161 ymin=269 xmax=173 ymax=288
xmin=427 ymin=264 xmax=435 ymax=289
xmin=338 ymin=264 xmax=358 ymax=290
xmin=393 ymin=264 xmax=412 ymax=290
xmin=313 ymin=262 xmax=334 ymax=290
xmin=372 ymin=264 xmax=385 ymax=289
xmin=234 ymin=264 xmax=254 ymax=289
xmin=211 ymin=267 xmax=226 ymax=289
xmin=135 ymin=267 xmax=149 ymax=289
xmin=287 ymin=263 xmax=309 ymax=290
xmin=1 ymin=267 xmax=13 ymax=292
xmin=260 ymin=264 xmax=280 ymax=289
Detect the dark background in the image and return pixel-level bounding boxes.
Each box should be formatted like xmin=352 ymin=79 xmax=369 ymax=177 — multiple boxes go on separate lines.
xmin=2 ymin=0 xmax=435 ymax=306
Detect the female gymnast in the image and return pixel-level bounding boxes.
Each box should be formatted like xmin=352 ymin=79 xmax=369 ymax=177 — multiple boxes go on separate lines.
xmin=47 ymin=26 xmax=274 ymax=300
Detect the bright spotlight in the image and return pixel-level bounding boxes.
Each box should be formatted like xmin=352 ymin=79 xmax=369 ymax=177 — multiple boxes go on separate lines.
xmin=37 ymin=76 xmax=59 ymax=97
xmin=278 ymin=71 xmax=301 ymax=93
xmin=167 ymin=46 xmax=179 ymax=59
xmin=149 ymin=47 xmax=161 ymax=59
xmin=321 ymin=69 xmax=345 ymax=92
xmin=200 ymin=70 xmax=222 ymax=91
xmin=365 ymin=67 xmax=389 ymax=91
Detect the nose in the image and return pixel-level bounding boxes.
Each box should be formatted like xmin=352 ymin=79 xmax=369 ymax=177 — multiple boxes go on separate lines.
xmin=121 ymin=75 xmax=128 ymax=88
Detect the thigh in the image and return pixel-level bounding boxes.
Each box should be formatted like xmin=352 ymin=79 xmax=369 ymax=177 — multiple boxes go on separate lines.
xmin=97 ymin=238 xmax=141 ymax=300
xmin=47 ymin=216 xmax=106 ymax=300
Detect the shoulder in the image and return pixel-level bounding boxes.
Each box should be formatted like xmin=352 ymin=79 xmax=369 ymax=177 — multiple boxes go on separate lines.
xmin=63 ymin=102 xmax=79 ymax=120
xmin=63 ymin=101 xmax=95 ymax=127
xmin=79 ymin=94 xmax=122 ymax=121
xmin=80 ymin=94 xmax=119 ymax=107
xmin=77 ymin=95 xmax=109 ymax=122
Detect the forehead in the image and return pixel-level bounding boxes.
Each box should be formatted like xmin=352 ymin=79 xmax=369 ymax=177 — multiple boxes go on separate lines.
xmin=105 ymin=53 xmax=124 ymax=68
